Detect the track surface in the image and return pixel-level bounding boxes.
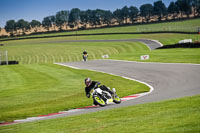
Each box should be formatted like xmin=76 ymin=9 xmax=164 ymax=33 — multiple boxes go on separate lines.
xmin=43 ymin=38 xmax=163 ymax=50
xmin=57 ymin=60 xmax=200 ymax=112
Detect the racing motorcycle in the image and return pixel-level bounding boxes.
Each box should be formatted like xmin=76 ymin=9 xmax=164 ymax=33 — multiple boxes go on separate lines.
xmin=90 ymin=86 xmax=121 ymax=107
xmin=83 ymin=54 xmax=88 ymax=61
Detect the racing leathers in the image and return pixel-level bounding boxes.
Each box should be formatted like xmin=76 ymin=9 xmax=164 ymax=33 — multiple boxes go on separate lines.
xmin=85 ymin=81 xmax=114 ymax=98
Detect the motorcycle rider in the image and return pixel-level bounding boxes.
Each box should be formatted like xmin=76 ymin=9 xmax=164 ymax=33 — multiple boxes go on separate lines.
xmin=82 ymin=50 xmax=88 ymax=61
xmin=84 ymin=77 xmax=114 ymax=99
xmin=83 ymin=50 xmax=87 ymax=55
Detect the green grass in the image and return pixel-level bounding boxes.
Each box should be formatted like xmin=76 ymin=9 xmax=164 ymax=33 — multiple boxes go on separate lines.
xmin=110 ymin=48 xmax=200 ymax=64
xmin=0 ymin=64 xmax=149 ymax=122
xmin=1 ymin=34 xmax=200 ymax=64
xmin=82 ymin=18 xmax=200 ymax=33
xmin=0 ymin=41 xmax=149 ymax=64
xmin=1 ymin=95 xmax=199 ymax=133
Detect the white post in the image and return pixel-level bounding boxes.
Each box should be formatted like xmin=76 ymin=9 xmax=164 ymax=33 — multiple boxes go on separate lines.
xmin=5 ymin=51 xmax=8 ymax=65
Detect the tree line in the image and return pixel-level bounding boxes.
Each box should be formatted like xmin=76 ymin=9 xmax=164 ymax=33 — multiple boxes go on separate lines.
xmin=3 ymin=0 xmax=200 ymax=36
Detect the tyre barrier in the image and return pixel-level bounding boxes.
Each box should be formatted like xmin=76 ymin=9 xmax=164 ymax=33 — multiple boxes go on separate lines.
xmin=0 ymin=61 xmax=19 ymax=65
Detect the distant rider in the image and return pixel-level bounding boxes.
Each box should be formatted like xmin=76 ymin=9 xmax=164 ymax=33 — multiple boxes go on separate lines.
xmin=82 ymin=50 xmax=88 ymax=61
xmin=84 ymin=77 xmax=114 ymax=98
xmin=83 ymin=50 xmax=87 ymax=55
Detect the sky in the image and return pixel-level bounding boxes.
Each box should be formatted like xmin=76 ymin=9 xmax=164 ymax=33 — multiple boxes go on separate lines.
xmin=0 ymin=0 xmax=176 ymax=28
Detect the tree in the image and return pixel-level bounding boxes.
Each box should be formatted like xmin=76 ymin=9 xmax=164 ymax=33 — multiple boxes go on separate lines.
xmin=30 ymin=20 xmax=41 ymax=33
xmin=101 ymin=10 xmax=113 ymax=26
xmin=183 ymin=0 xmax=192 ymax=17
xmin=93 ymin=9 xmax=105 ymax=26
xmin=168 ymin=2 xmax=180 ymax=19
xmin=42 ymin=16 xmax=52 ymax=31
xmin=113 ymin=9 xmax=123 ymax=25
xmin=5 ymin=20 xmax=16 ymax=36
xmin=129 ymin=6 xmax=139 ymax=24
xmin=15 ymin=19 xmax=30 ymax=35
xmin=85 ymin=9 xmax=102 ymax=27
xmin=140 ymin=4 xmax=153 ymax=22
xmin=191 ymin=0 xmax=200 ymax=16
xmin=121 ymin=6 xmax=129 ymax=24
xmin=55 ymin=10 xmax=69 ymax=30
xmin=153 ymin=0 xmax=167 ymax=21
xmin=80 ymin=11 xmax=87 ymax=24
xmin=50 ymin=15 xmax=56 ymax=30
xmin=176 ymin=0 xmax=192 ymax=18
xmin=79 ymin=10 xmax=89 ymax=29
xmin=88 ymin=10 xmax=98 ymax=27
xmin=84 ymin=9 xmax=93 ymax=26
xmin=68 ymin=8 xmax=81 ymax=29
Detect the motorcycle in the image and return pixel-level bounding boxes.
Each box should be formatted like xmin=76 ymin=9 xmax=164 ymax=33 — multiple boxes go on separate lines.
xmin=90 ymin=86 xmax=121 ymax=107
xmin=83 ymin=54 xmax=88 ymax=61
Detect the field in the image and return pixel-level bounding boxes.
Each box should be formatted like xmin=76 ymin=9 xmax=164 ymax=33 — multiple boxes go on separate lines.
xmin=0 ymin=19 xmax=200 ymax=132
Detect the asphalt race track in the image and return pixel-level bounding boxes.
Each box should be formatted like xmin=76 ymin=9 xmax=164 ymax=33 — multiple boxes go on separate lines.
xmin=1 ymin=39 xmax=200 ymax=126
xmin=54 ymin=59 xmax=200 ymax=118
xmin=42 ymin=38 xmax=163 ymax=50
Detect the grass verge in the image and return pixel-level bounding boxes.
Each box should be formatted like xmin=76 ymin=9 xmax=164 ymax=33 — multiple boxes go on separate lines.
xmin=0 ymin=64 xmax=149 ymax=122
xmin=0 ymin=95 xmax=199 ymax=133
xmin=110 ymin=48 xmax=200 ymax=64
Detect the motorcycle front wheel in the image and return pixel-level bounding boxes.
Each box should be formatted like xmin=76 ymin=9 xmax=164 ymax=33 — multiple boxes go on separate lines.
xmin=113 ymin=95 xmax=121 ymax=104
xmin=93 ymin=96 xmax=106 ymax=107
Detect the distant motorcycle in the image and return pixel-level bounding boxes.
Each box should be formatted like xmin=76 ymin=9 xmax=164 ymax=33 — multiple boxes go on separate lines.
xmin=90 ymin=86 xmax=121 ymax=107
xmin=83 ymin=54 xmax=88 ymax=61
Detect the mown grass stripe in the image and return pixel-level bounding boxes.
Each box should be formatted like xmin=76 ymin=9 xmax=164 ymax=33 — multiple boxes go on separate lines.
xmin=97 ymin=50 xmax=104 ymax=58
xmin=68 ymin=55 xmax=72 ymax=62
xmin=43 ymin=54 xmax=47 ymax=64
xmin=60 ymin=55 xmax=64 ymax=63
xmin=89 ymin=51 xmax=96 ymax=59
xmin=51 ymin=55 xmax=55 ymax=63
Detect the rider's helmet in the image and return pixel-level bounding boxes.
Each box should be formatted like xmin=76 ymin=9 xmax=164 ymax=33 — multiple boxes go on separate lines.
xmin=85 ymin=77 xmax=92 ymax=87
